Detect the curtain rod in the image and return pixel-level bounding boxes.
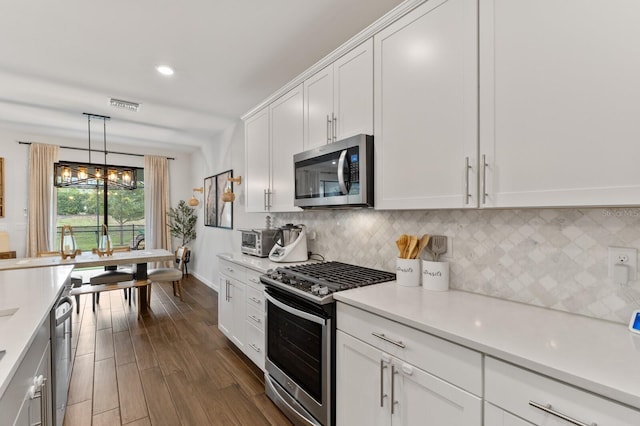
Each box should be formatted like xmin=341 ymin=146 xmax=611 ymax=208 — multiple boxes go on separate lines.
xmin=17 ymin=141 xmax=175 ymax=160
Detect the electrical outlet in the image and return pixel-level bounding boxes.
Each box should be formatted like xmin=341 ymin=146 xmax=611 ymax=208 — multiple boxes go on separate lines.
xmin=608 ymin=247 xmax=637 ymax=280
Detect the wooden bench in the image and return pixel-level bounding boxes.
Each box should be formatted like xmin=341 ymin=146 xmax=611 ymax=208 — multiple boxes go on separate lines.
xmin=70 ymin=279 xmax=152 ymax=318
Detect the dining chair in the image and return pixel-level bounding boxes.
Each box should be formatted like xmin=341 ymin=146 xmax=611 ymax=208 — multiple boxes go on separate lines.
xmin=36 ymin=251 xmax=85 ymax=313
xmin=89 ymin=246 xmax=135 ymax=310
xmin=147 ymin=246 xmax=188 ymax=301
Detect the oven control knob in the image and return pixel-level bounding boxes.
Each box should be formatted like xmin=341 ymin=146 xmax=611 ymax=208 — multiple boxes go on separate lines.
xmin=318 ymin=286 xmax=329 ymax=296
xmin=310 ymin=284 xmax=321 ymax=294
xmin=289 ymin=278 xmax=298 ymax=286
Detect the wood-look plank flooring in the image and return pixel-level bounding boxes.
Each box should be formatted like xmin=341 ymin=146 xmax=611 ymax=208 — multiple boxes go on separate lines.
xmin=64 ymin=274 xmax=292 ymax=426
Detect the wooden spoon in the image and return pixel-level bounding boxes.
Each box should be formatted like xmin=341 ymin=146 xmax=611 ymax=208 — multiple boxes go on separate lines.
xmin=406 ymin=235 xmax=418 ymax=259
xmin=395 ymin=234 xmax=408 ymax=259
xmin=416 ymin=234 xmax=430 ymax=259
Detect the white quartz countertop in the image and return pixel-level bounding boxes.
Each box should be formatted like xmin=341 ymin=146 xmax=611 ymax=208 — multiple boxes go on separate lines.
xmin=217 ymin=252 xmax=317 ymax=274
xmin=333 ymin=282 xmax=640 ymax=410
xmin=0 ymin=265 xmax=73 ymax=398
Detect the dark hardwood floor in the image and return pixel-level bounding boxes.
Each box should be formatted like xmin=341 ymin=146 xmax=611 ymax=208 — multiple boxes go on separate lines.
xmin=63 ymin=273 xmax=292 ymax=426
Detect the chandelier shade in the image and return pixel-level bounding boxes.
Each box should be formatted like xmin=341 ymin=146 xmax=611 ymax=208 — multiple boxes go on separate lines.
xmin=54 ymin=161 xmax=137 ymax=189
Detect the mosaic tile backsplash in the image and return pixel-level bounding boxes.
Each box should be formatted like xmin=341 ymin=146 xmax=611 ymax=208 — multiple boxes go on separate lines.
xmin=273 ymin=208 xmax=640 ymax=324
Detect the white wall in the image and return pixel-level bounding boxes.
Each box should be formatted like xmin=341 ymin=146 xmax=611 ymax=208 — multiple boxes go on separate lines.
xmin=188 ymin=120 xmax=271 ymax=290
xmin=0 ymin=126 xmax=192 ymax=257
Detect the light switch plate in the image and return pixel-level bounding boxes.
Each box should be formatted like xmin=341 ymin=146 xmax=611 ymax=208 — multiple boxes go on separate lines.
xmin=608 ymin=247 xmax=637 ymax=281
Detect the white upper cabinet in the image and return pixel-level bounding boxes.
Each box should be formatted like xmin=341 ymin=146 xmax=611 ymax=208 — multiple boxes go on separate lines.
xmin=245 ymin=107 xmax=271 ymax=212
xmin=244 ymin=85 xmax=303 ymax=213
xmin=479 ymin=0 xmax=640 ymax=208
xmin=270 ymin=84 xmax=304 ymax=212
xmin=374 ymin=0 xmax=478 ymax=210
xmin=304 ymin=39 xmax=374 ymax=150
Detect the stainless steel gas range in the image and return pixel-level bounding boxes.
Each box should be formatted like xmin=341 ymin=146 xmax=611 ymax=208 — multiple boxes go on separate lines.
xmin=260 ymin=262 xmax=396 ymax=426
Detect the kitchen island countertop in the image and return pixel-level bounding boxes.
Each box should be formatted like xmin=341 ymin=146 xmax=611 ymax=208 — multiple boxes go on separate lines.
xmin=0 ymin=265 xmax=73 ymax=398
xmin=334 ymin=282 xmax=640 ymax=411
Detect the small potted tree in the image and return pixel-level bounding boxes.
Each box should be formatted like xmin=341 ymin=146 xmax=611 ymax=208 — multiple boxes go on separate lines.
xmin=168 ymin=200 xmax=197 ymax=274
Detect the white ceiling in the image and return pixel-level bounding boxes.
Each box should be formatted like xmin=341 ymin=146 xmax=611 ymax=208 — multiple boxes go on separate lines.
xmin=0 ymin=0 xmax=405 ymax=152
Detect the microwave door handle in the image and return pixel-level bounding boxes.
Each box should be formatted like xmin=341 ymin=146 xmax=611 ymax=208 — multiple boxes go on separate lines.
xmin=337 ymin=149 xmax=350 ymax=195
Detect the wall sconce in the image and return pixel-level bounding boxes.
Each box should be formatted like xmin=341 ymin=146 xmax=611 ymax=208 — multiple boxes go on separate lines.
xmin=189 ymin=187 xmax=204 ymax=207
xmin=221 ymin=176 xmax=242 ymax=203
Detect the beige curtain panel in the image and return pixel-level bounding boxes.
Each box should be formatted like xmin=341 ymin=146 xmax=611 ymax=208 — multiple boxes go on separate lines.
xmin=26 ymin=143 xmax=59 ymax=257
xmin=144 ymin=155 xmax=171 ymax=267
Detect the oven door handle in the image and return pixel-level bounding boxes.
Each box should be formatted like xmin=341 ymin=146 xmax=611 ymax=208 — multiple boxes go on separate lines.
xmin=55 ymin=296 xmax=74 ymax=326
xmin=265 ymin=293 xmax=326 ymax=326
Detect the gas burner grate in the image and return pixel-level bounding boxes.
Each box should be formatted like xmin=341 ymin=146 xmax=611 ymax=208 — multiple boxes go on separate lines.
xmin=277 ymin=261 xmax=396 ymax=289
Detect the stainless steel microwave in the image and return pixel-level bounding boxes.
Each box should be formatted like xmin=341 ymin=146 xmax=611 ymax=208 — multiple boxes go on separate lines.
xmin=294 ymin=134 xmax=374 ymax=209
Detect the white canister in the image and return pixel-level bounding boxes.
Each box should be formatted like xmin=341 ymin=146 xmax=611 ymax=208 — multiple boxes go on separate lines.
xmin=422 ymin=261 xmax=449 ymax=291
xmin=396 ymin=258 xmax=422 ymax=287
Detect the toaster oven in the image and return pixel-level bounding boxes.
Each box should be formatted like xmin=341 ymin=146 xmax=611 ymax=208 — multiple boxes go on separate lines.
xmin=240 ymin=228 xmax=278 ymax=257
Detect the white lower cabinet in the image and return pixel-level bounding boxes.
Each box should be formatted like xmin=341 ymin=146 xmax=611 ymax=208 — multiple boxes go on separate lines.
xmin=0 ymin=318 xmax=52 ymax=426
xmin=336 ymin=303 xmax=482 ymax=426
xmin=218 ymin=274 xmax=245 ymax=351
xmin=218 ymin=259 xmax=266 ymax=370
xmin=485 ymin=357 xmax=640 ymax=426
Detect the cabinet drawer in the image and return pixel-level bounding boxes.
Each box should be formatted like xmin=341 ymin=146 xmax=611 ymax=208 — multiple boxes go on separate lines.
xmin=245 ymin=322 xmax=265 ymax=370
xmin=245 ymin=268 xmax=263 ymax=290
xmin=485 ymin=357 xmax=640 ymax=426
xmin=337 ymin=302 xmax=482 ymax=396
xmin=219 ymin=259 xmax=246 ymax=282
xmin=246 ymin=286 xmax=264 ymax=311
xmin=246 ymin=304 xmax=264 ymax=329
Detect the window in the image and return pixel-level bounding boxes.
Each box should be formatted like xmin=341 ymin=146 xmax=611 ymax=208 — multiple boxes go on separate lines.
xmin=56 ymin=168 xmax=145 ymax=251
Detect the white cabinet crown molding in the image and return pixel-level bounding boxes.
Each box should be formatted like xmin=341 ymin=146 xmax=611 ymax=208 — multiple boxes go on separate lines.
xmin=241 ymin=0 xmax=428 ymax=121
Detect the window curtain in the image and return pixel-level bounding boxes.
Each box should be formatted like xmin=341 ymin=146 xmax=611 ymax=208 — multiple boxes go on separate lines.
xmin=26 ymin=143 xmax=59 ymax=257
xmin=144 ymin=155 xmax=171 ymax=266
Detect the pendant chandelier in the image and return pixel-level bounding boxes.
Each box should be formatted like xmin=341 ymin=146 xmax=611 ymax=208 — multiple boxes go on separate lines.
xmin=54 ymin=113 xmax=137 ymax=190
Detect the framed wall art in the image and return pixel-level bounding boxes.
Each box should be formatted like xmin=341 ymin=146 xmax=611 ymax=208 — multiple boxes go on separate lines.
xmin=204 ymin=169 xmax=234 ymax=229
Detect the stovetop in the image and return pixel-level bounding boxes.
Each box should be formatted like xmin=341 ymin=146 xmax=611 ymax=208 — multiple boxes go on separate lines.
xmin=260 ymin=261 xmax=396 ymax=304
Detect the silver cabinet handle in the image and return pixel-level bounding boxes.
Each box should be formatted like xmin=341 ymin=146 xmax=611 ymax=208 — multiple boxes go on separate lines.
xmin=529 ymin=401 xmax=597 ymax=426
xmin=249 ymin=343 xmax=261 ymax=353
xmin=249 ymin=315 xmax=261 ymax=324
xmin=225 ymin=280 xmax=230 ymax=302
xmin=225 ymin=267 xmax=234 ymax=273
xmin=391 ymin=364 xmax=398 ymax=415
xmin=380 ymin=360 xmax=388 ymax=407
xmin=29 ymin=375 xmax=47 ymax=426
xmin=264 ymin=189 xmax=272 ymax=211
xmin=332 ymin=112 xmax=337 ymax=142
xmin=249 ymin=296 xmax=262 ymax=304
xmin=481 ymin=154 xmax=488 ymax=205
xmin=372 ymin=332 xmax=406 ymax=348
xmin=327 ymin=114 xmax=332 ymax=144
xmin=465 ymin=156 xmax=472 ymax=205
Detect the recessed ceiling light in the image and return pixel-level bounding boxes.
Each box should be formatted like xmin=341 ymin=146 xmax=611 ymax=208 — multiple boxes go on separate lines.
xmin=156 ymin=65 xmax=174 ymax=76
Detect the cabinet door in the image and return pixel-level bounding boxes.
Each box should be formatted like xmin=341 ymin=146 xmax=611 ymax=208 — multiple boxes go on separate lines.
xmin=374 ymin=0 xmax=478 ymax=210
xmin=479 ymin=0 xmax=640 ymax=207
xmin=218 ymin=275 xmax=245 ymax=349
xmin=334 ymin=39 xmax=374 ymax=141
xmin=270 ymin=84 xmax=303 ymax=212
xmin=336 ymin=331 xmax=389 ymax=426
xmin=394 ymin=360 xmax=481 ymax=426
xmin=304 ymin=64 xmax=334 ymax=150
xmin=245 ymin=107 xmax=271 ymax=212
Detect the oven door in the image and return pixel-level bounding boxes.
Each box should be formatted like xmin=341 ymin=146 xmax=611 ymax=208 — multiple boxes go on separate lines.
xmin=264 ymin=287 xmax=331 ymax=426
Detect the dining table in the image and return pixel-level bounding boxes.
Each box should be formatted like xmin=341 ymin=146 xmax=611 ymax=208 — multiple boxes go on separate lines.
xmin=0 ymin=248 xmax=175 ymax=311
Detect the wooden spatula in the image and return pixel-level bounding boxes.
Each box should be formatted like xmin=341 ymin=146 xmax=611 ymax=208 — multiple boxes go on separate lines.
xmin=406 ymin=235 xmax=418 ymax=259
xmin=396 ymin=234 xmax=408 ymax=258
